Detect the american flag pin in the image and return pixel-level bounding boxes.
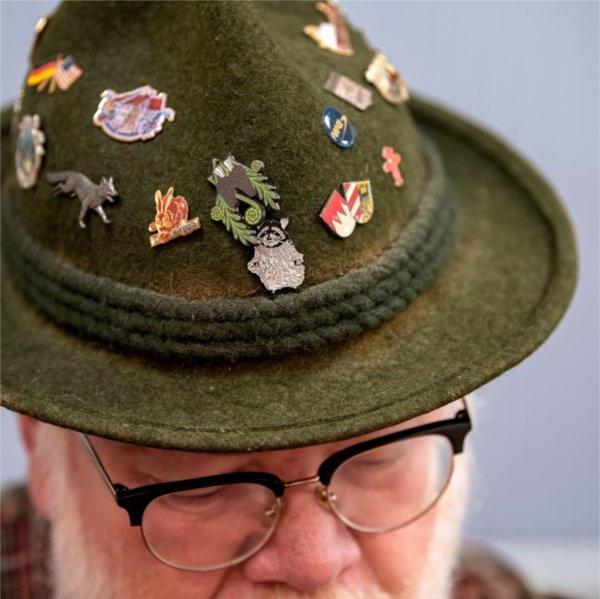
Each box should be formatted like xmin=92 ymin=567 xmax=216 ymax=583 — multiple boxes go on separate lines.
xmin=27 ymin=54 xmax=83 ymax=94
xmin=53 ymin=55 xmax=83 ymax=91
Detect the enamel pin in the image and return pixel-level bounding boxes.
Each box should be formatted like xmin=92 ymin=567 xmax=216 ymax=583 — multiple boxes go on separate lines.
xmin=324 ymin=71 xmax=373 ymax=111
xmin=11 ymin=88 xmax=24 ymax=138
xmin=15 ymin=115 xmax=45 ymax=189
xmin=149 ymin=188 xmax=201 ymax=247
xmin=365 ymin=53 xmax=409 ymax=105
xmin=12 ymin=88 xmax=24 ymax=119
xmin=304 ymin=1 xmax=353 ymax=56
xmin=247 ymin=218 xmax=305 ymax=293
xmin=344 ymin=180 xmax=374 ymax=224
xmin=28 ymin=13 xmax=51 ymax=61
xmin=93 ymin=86 xmax=175 ymax=142
xmin=322 ymin=106 xmax=355 ymax=149
xmin=208 ymin=156 xmax=280 ymax=246
xmin=27 ymin=55 xmax=83 ymax=93
xmin=47 ymin=171 xmax=118 ymax=229
xmin=34 ymin=15 xmax=49 ymax=37
xmin=381 ymin=146 xmax=404 ymax=187
xmin=208 ymin=157 xmax=304 ymax=292
xmin=320 ymin=180 xmax=373 ymax=238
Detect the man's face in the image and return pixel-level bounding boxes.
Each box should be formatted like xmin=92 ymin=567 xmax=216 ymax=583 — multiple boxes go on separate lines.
xmin=19 ymin=402 xmax=470 ymax=599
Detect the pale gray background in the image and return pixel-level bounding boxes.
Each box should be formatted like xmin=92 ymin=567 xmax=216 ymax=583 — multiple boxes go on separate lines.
xmin=1 ymin=1 xmax=598 ymax=595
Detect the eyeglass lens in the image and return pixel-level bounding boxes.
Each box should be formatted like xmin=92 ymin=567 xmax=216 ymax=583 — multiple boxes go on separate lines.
xmin=141 ymin=482 xmax=280 ymax=571
xmin=326 ymin=434 xmax=454 ymax=533
xmin=140 ymin=434 xmax=453 ymax=571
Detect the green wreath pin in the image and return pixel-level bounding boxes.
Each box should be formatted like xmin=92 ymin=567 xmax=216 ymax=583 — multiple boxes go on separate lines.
xmin=208 ymin=156 xmax=281 ymax=246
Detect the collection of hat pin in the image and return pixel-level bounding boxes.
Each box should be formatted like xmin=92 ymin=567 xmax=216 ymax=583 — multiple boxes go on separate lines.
xmin=14 ymin=2 xmax=408 ymax=293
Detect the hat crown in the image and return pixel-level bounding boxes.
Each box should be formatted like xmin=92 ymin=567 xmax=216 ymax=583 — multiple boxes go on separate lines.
xmin=2 ymin=2 xmax=578 ymax=453
xmin=10 ymin=0 xmax=429 ymax=301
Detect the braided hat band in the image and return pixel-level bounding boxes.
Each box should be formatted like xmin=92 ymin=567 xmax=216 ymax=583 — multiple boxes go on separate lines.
xmin=4 ymin=137 xmax=457 ymax=362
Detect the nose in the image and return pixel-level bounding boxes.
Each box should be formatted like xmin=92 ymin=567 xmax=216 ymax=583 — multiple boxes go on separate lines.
xmin=242 ymin=485 xmax=361 ymax=591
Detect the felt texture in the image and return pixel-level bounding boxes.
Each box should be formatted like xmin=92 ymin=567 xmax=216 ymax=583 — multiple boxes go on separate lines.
xmin=13 ymin=1 xmax=428 ymax=301
xmin=3 ymin=137 xmax=456 ymax=360
xmin=0 ymin=88 xmax=578 ymax=451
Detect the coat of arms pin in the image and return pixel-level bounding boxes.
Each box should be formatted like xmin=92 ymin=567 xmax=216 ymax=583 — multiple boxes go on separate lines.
xmin=93 ymin=85 xmax=175 ymax=143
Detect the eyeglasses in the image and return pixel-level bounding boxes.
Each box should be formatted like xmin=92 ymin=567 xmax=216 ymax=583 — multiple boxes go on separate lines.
xmin=79 ymin=401 xmax=471 ymax=572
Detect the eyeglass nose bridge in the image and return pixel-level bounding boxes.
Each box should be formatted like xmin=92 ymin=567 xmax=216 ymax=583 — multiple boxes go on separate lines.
xmin=283 ymin=474 xmax=320 ymax=488
xmin=280 ymin=475 xmax=332 ymax=512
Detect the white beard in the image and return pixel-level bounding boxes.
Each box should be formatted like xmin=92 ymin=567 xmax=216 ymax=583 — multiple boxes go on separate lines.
xmin=36 ymin=411 xmax=471 ymax=599
xmin=34 ymin=426 xmax=116 ymax=598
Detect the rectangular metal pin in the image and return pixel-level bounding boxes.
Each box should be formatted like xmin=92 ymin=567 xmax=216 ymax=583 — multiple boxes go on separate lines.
xmin=324 ymin=71 xmax=373 ymax=111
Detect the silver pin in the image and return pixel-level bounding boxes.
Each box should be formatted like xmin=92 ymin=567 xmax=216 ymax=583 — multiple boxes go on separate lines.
xmin=324 ymin=71 xmax=373 ymax=111
xmin=247 ymin=218 xmax=305 ymax=293
xmin=47 ymin=171 xmax=118 ymax=229
xmin=11 ymin=88 xmax=25 ymax=138
xmin=15 ymin=115 xmax=45 ymax=189
xmin=208 ymin=157 xmax=305 ymax=292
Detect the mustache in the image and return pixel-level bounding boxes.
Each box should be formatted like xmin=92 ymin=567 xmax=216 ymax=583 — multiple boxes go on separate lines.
xmin=241 ymin=585 xmax=394 ymax=599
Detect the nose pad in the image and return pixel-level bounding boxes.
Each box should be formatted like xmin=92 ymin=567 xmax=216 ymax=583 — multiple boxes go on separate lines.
xmin=316 ymin=486 xmax=332 ymax=510
xmin=264 ymin=501 xmax=279 ymax=519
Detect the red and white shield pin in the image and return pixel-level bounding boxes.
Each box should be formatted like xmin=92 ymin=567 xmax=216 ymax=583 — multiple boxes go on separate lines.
xmin=320 ymin=179 xmax=372 ymax=238
xmin=343 ymin=180 xmax=373 ymax=224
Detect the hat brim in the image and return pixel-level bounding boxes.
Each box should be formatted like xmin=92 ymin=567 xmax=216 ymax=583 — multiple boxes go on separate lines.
xmin=1 ymin=96 xmax=577 ymax=452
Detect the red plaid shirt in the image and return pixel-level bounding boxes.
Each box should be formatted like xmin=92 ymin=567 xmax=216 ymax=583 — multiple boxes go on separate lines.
xmin=1 ymin=483 xmax=564 ymax=599
xmin=1 ymin=485 xmax=51 ymax=598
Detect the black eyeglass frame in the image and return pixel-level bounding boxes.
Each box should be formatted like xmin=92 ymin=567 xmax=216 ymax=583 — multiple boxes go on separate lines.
xmin=80 ymin=400 xmax=471 ymax=529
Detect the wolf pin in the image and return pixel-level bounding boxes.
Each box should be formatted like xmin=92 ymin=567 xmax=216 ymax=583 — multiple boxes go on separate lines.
xmin=47 ymin=171 xmax=118 ymax=228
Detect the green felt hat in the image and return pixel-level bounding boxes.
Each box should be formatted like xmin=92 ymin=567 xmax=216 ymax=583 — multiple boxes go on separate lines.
xmin=1 ymin=1 xmax=577 ymax=451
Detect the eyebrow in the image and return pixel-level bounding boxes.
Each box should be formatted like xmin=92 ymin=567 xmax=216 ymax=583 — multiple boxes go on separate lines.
xmin=115 ymin=445 xmax=261 ymax=477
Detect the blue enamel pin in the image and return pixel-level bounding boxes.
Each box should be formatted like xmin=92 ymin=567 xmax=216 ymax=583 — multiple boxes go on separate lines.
xmin=322 ymin=106 xmax=355 ymax=149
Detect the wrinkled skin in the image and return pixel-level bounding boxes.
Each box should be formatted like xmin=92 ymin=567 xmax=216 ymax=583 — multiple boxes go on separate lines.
xmin=19 ymin=401 xmax=469 ymax=599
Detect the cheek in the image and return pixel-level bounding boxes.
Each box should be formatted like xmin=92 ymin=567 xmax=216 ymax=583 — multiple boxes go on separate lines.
xmin=355 ymin=507 xmax=439 ymax=593
xmin=70 ymin=442 xmax=148 ymax=583
xmin=69 ymin=443 xmax=231 ymax=599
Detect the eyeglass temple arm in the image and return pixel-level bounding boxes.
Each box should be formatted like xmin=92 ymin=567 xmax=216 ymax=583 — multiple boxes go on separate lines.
xmin=457 ymin=396 xmax=471 ymax=419
xmin=77 ymin=433 xmax=119 ymax=498
xmin=77 ymin=399 xmax=472 ymax=501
